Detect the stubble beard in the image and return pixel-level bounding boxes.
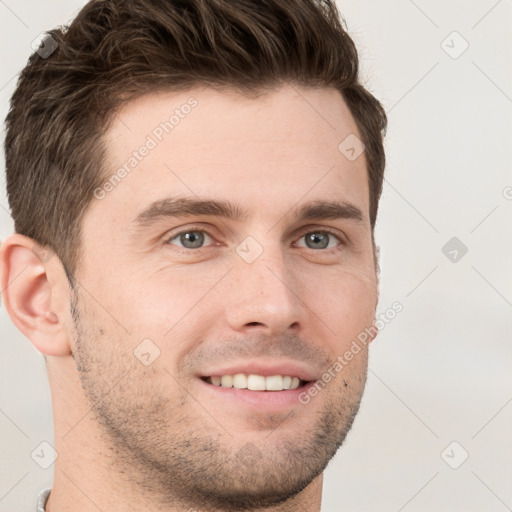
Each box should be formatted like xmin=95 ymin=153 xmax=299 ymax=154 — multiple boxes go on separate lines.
xmin=69 ymin=288 xmax=368 ymax=511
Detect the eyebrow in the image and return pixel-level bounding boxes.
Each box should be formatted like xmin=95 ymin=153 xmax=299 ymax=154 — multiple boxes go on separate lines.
xmin=131 ymin=196 xmax=365 ymax=230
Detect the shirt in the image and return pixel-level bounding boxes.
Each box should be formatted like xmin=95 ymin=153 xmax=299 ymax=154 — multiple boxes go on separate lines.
xmin=36 ymin=488 xmax=52 ymax=512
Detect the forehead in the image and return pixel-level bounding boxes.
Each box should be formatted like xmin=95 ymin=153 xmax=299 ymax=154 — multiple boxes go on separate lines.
xmin=106 ymin=84 xmax=361 ymax=156
xmin=85 ymin=84 xmax=369 ymax=237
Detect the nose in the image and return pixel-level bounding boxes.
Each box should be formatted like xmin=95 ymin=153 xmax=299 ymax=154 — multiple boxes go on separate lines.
xmin=224 ymin=244 xmax=304 ymax=336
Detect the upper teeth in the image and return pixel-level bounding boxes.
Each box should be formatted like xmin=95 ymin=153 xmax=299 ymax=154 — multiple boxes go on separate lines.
xmin=208 ymin=374 xmax=302 ymax=391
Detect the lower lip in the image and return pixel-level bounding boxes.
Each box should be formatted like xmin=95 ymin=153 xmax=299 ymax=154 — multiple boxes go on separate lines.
xmin=197 ymin=377 xmax=317 ymax=411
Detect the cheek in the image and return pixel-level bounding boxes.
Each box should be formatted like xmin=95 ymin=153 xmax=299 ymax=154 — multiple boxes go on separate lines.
xmin=303 ymin=266 xmax=377 ymax=351
xmin=111 ymin=268 xmax=228 ymax=349
xmin=91 ymin=252 xmax=376 ymax=359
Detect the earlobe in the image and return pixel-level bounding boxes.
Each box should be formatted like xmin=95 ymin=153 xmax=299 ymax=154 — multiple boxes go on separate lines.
xmin=0 ymin=234 xmax=72 ymax=356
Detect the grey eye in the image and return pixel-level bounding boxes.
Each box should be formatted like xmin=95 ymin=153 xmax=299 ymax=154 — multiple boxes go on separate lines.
xmin=297 ymin=231 xmax=341 ymax=250
xmin=305 ymin=232 xmax=329 ymax=249
xmin=169 ymin=231 xmax=213 ymax=249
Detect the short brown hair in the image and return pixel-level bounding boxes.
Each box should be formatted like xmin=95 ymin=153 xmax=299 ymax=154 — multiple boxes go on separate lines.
xmin=4 ymin=0 xmax=387 ymax=280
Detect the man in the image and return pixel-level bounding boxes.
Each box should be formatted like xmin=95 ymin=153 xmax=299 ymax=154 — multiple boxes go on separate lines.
xmin=1 ymin=0 xmax=387 ymax=510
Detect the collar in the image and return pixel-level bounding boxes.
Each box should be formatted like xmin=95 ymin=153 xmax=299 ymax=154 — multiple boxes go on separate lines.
xmin=36 ymin=488 xmax=52 ymax=512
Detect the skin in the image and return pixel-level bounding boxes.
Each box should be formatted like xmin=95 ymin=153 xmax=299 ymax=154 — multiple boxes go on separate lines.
xmin=0 ymin=83 xmax=379 ymax=512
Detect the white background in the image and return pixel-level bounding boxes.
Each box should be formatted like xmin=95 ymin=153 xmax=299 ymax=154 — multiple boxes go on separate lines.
xmin=1 ymin=1 xmax=511 ymax=511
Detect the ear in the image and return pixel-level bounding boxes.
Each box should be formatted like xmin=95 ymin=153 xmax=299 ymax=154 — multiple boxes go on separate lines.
xmin=0 ymin=234 xmax=72 ymax=356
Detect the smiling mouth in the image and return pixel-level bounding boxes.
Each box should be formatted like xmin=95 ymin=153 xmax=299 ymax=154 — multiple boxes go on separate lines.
xmin=200 ymin=374 xmax=310 ymax=391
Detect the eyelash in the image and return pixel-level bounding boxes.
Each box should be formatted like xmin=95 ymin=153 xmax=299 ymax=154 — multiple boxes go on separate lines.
xmin=164 ymin=225 xmax=346 ymax=252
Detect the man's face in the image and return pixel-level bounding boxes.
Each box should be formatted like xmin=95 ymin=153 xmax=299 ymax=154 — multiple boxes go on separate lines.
xmin=70 ymin=84 xmax=378 ymax=509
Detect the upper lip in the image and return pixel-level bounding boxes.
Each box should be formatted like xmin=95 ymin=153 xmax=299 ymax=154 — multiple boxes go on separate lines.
xmin=197 ymin=360 xmax=319 ymax=382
